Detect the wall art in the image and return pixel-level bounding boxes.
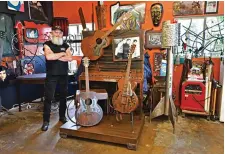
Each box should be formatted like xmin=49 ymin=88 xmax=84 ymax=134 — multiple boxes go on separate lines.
xmin=204 ymin=1 xmax=219 ymax=14
xmin=151 ymin=3 xmax=163 ymax=27
xmin=28 ymin=1 xmax=48 ymax=22
xmin=173 ymin=1 xmax=204 ymax=16
xmin=145 ymin=30 xmax=162 ymax=49
xmin=7 ymin=1 xmax=24 ymax=12
xmin=110 ymin=2 xmax=146 ymax=30
xmin=113 ymin=36 xmax=141 ymax=61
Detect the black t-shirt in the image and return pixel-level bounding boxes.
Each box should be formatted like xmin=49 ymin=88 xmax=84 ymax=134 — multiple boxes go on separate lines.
xmin=43 ymin=41 xmax=69 ymax=75
xmin=123 ymin=43 xmax=130 ymax=59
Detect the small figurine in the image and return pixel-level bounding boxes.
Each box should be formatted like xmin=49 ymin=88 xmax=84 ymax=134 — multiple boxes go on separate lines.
xmin=24 ymin=63 xmax=34 ymax=75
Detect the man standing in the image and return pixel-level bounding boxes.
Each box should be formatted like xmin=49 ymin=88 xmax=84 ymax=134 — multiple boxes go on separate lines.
xmin=132 ymin=39 xmax=139 ymax=58
xmin=115 ymin=40 xmax=124 ymax=59
xmin=41 ymin=26 xmax=72 ymax=131
xmin=122 ymin=39 xmax=131 ymax=59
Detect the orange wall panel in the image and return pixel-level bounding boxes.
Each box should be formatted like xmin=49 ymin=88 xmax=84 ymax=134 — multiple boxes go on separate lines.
xmin=53 ymin=1 xmax=96 ymax=24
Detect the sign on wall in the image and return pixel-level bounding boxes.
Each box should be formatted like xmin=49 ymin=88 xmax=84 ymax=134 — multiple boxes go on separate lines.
xmin=28 ymin=1 xmax=48 ymax=22
xmin=7 ymin=1 xmax=24 ymax=12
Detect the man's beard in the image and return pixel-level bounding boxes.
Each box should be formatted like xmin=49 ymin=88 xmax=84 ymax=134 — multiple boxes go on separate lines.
xmin=51 ymin=36 xmax=63 ymax=45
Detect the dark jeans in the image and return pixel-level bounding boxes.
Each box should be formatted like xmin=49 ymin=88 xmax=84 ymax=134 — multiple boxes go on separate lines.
xmin=43 ymin=75 xmax=68 ymax=122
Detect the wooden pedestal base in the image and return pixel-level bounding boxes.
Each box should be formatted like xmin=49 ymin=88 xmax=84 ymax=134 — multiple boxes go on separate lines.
xmin=60 ymin=114 xmax=145 ymax=150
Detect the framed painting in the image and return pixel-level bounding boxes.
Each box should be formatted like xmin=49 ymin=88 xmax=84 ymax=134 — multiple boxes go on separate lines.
xmin=173 ymin=1 xmax=204 ymax=16
xmin=204 ymin=1 xmax=219 ymax=14
xmin=144 ymin=30 xmax=162 ymax=49
xmin=28 ymin=1 xmax=48 ymax=22
xmin=110 ymin=2 xmax=146 ymax=30
xmin=113 ymin=36 xmax=141 ymax=61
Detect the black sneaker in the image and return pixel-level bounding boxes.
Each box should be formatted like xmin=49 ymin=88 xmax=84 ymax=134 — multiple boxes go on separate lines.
xmin=59 ymin=117 xmax=68 ymax=124
xmin=41 ymin=121 xmax=49 ymax=131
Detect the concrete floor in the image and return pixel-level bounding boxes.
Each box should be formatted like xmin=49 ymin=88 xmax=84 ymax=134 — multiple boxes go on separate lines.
xmin=0 ymin=103 xmax=224 ymax=154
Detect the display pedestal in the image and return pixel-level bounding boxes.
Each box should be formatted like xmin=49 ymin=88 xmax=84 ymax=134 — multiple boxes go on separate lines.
xmin=60 ymin=114 xmax=145 ymax=150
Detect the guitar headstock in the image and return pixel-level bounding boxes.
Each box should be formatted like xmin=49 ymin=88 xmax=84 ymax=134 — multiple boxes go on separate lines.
xmin=128 ymin=44 xmax=136 ymax=58
xmin=82 ymin=57 xmax=90 ymax=67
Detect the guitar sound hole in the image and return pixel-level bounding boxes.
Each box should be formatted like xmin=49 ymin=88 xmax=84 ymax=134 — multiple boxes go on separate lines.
xmin=96 ymin=38 xmax=102 ymax=44
xmin=85 ymin=98 xmax=92 ymax=106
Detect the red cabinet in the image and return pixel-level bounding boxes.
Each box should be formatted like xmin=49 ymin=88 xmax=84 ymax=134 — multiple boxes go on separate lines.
xmin=181 ymin=81 xmax=206 ymax=112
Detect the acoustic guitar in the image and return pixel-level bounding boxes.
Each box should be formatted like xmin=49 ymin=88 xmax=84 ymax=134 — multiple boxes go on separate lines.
xmin=81 ymin=11 xmax=132 ymax=61
xmin=112 ymin=44 xmax=139 ymax=114
xmin=75 ymin=57 xmax=103 ymax=126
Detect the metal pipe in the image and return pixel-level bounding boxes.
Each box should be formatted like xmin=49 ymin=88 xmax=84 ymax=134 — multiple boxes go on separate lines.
xmin=164 ymin=47 xmax=174 ymax=115
xmin=0 ymin=39 xmax=3 ymax=64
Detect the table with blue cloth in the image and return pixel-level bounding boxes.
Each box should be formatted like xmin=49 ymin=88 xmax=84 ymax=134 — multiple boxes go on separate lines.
xmin=16 ymin=73 xmax=46 ymax=111
xmin=16 ymin=73 xmax=78 ymax=112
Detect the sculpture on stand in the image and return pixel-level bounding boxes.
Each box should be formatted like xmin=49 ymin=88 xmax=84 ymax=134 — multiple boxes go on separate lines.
xmin=151 ymin=20 xmax=179 ymax=133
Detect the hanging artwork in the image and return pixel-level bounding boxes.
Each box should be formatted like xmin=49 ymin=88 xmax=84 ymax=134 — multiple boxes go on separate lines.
xmin=7 ymin=1 xmax=24 ymax=12
xmin=151 ymin=3 xmax=163 ymax=27
xmin=113 ymin=36 xmax=141 ymax=61
xmin=28 ymin=1 xmax=48 ymax=22
xmin=21 ymin=59 xmax=35 ymax=75
xmin=110 ymin=2 xmax=146 ymax=30
xmin=173 ymin=1 xmax=204 ymax=16
xmin=204 ymin=1 xmax=219 ymax=14
xmin=96 ymin=2 xmax=106 ymax=30
xmin=145 ymin=30 xmax=162 ymax=49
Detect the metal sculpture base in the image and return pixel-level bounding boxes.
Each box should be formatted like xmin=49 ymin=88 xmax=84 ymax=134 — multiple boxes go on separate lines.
xmin=150 ymin=47 xmax=178 ymax=133
xmin=116 ymin=111 xmax=135 ymax=133
xmin=150 ymin=95 xmax=178 ymax=133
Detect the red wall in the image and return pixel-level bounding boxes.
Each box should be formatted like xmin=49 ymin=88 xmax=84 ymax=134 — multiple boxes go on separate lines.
xmin=53 ymin=1 xmax=224 ymax=106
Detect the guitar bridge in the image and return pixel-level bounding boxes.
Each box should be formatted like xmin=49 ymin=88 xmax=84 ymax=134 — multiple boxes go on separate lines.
xmin=93 ymin=45 xmax=100 ymax=56
xmin=93 ymin=39 xmax=107 ymax=56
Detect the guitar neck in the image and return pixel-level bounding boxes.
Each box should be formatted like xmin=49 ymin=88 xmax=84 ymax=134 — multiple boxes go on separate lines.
xmin=101 ymin=18 xmax=124 ymax=39
xmin=123 ymin=56 xmax=132 ymax=90
xmin=85 ymin=66 xmax=90 ymax=92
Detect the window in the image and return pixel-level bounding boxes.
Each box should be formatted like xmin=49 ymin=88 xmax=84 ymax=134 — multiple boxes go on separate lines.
xmin=204 ymin=16 xmax=224 ymax=57
xmin=63 ymin=23 xmax=95 ymax=56
xmin=176 ymin=16 xmax=224 ymax=57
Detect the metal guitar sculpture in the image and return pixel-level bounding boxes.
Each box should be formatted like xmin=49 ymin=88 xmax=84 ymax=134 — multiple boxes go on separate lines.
xmin=75 ymin=57 xmax=103 ymax=126
xmin=81 ymin=11 xmax=132 ymax=61
xmin=112 ymin=44 xmax=139 ymax=119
